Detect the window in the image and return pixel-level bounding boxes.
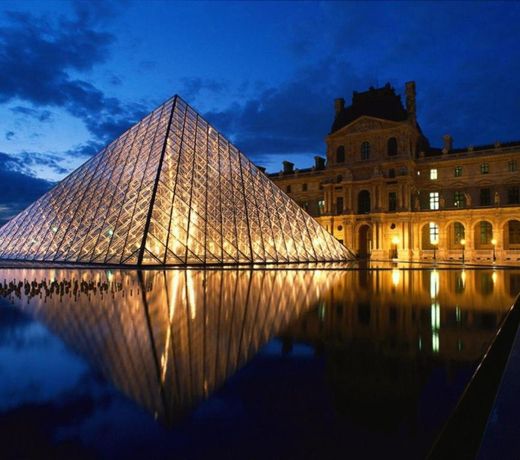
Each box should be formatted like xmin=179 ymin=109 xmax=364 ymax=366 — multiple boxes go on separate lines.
xmin=388 ymin=192 xmax=397 ymax=211
xmin=454 ymin=191 xmax=465 ymax=208
xmin=318 ymin=199 xmax=325 ymax=216
xmin=454 ymin=222 xmax=465 ymax=245
xmin=336 ymin=146 xmax=345 ymax=163
xmin=360 ymin=141 xmax=370 ymax=160
xmin=429 ymin=222 xmax=439 ymax=245
xmin=480 ymin=221 xmax=492 ymax=244
xmin=509 ymin=220 xmax=520 ymax=245
xmin=357 ymin=190 xmax=371 ymax=214
xmin=508 ymin=186 xmax=520 ymax=204
xmin=286 ymin=185 xmax=291 ymax=193
xmin=337 ymin=175 xmax=343 ymax=183
xmin=336 ymin=197 xmax=344 ymax=214
xmin=387 ymin=137 xmax=398 ymax=156
xmin=302 ymin=183 xmax=308 ymax=192
xmin=454 ymin=166 xmax=462 ymax=177
xmin=388 ymin=168 xmax=396 ymax=178
xmin=430 ymin=168 xmax=438 ymax=180
xmin=481 ymin=163 xmax=489 ymax=174
xmin=480 ymin=188 xmax=491 ymax=206
xmin=508 ymin=160 xmax=518 ymax=172
xmin=429 ymin=192 xmax=439 ymax=210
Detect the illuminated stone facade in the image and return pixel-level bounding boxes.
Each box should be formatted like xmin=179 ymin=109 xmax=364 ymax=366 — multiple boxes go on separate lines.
xmin=270 ymin=82 xmax=520 ymax=264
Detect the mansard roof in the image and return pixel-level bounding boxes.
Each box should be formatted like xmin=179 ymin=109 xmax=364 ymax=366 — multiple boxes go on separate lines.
xmin=331 ymin=83 xmax=408 ymax=134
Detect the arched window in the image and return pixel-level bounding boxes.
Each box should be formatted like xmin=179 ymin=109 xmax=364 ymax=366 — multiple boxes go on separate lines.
xmin=360 ymin=141 xmax=370 ymax=160
xmin=387 ymin=137 xmax=398 ymax=156
xmin=336 ymin=146 xmax=345 ymax=163
xmin=474 ymin=221 xmax=493 ymax=248
xmin=357 ymin=190 xmax=371 ymax=214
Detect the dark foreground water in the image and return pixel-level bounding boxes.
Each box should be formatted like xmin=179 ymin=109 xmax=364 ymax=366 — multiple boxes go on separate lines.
xmin=0 ymin=264 xmax=518 ymax=459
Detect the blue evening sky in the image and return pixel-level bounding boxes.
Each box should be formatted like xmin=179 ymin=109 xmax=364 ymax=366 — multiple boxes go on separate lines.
xmin=0 ymin=1 xmax=519 ymax=222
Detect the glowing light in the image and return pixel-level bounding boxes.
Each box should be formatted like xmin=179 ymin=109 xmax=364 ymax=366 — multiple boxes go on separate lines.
xmin=431 ymin=302 xmax=440 ymax=330
xmin=491 ymin=238 xmax=497 ymax=246
xmin=391 ymin=235 xmax=400 ymax=245
xmin=391 ymin=268 xmax=400 ymax=287
xmin=460 ymin=238 xmax=466 ymax=246
xmin=492 ymin=271 xmax=498 ymax=283
xmin=430 ymin=270 xmax=439 ymax=299
xmin=432 ymin=332 xmax=440 ymax=353
xmin=108 ymin=229 xmax=114 ymax=237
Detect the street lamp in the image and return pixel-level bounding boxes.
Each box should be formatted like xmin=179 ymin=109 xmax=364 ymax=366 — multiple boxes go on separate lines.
xmin=460 ymin=238 xmax=466 ymax=264
xmin=491 ymin=238 xmax=497 ymax=262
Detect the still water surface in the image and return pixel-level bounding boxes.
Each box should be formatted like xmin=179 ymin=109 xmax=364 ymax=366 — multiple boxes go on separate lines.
xmin=0 ymin=264 xmax=518 ymax=459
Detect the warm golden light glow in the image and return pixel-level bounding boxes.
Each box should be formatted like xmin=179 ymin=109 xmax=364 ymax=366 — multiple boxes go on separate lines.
xmin=391 ymin=268 xmax=400 ymax=287
xmin=391 ymin=235 xmax=400 ymax=245
xmin=491 ymin=238 xmax=497 ymax=246
xmin=460 ymin=238 xmax=466 ymax=246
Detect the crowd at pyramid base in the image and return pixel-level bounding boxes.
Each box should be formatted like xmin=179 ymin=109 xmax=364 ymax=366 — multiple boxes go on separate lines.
xmin=0 ymin=95 xmax=354 ymax=266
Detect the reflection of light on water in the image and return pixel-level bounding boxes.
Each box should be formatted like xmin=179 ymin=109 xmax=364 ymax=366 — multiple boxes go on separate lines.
xmin=492 ymin=271 xmax=498 ymax=284
xmin=391 ymin=268 xmax=400 ymax=287
xmin=187 ymin=271 xmax=197 ymax=320
xmin=456 ymin=306 xmax=461 ymax=324
xmin=161 ymin=271 xmax=181 ymax=383
xmin=430 ymin=270 xmax=439 ymax=299
xmin=431 ymin=302 xmax=440 ymax=353
xmin=432 ymin=332 xmax=439 ymax=353
xmin=460 ymin=270 xmax=467 ymax=286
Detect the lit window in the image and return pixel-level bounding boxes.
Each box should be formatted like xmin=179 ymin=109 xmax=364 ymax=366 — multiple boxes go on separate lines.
xmin=318 ymin=199 xmax=325 ymax=216
xmin=429 ymin=192 xmax=439 ymax=210
xmin=508 ymin=160 xmax=518 ymax=172
xmin=481 ymin=163 xmax=489 ymax=174
xmin=454 ymin=166 xmax=462 ymax=177
xmin=429 ymin=222 xmax=439 ymax=244
xmin=360 ymin=141 xmax=370 ymax=160
xmin=430 ymin=169 xmax=438 ymax=180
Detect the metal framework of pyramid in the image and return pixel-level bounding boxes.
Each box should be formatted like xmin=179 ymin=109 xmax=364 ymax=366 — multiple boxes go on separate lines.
xmin=0 ymin=96 xmax=353 ymax=266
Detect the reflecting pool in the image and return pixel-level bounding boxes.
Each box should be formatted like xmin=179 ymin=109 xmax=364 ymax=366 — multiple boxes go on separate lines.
xmin=0 ymin=265 xmax=518 ymax=459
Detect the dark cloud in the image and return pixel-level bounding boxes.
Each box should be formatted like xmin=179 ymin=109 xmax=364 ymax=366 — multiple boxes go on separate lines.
xmin=0 ymin=152 xmax=54 ymax=226
xmin=5 ymin=131 xmax=14 ymax=140
xmin=10 ymin=106 xmax=53 ymax=122
xmin=204 ymin=58 xmax=365 ymax=168
xmin=0 ymin=6 xmax=148 ymax=145
xmin=181 ymin=77 xmax=228 ymax=99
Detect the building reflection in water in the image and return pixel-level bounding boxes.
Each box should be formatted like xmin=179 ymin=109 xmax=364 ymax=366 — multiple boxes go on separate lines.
xmin=0 ymin=268 xmax=337 ymax=424
xmin=0 ymin=265 xmax=519 ymax=440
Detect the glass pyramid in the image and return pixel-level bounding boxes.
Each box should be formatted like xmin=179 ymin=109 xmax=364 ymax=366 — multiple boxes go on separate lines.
xmin=0 ymin=96 xmax=353 ymax=265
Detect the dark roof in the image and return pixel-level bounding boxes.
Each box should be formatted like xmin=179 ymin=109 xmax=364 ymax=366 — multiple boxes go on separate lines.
xmin=331 ymin=83 xmax=408 ymax=133
xmin=423 ymin=140 xmax=520 ymax=157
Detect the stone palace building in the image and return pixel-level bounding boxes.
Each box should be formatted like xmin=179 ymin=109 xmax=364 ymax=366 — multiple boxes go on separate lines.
xmin=269 ymin=82 xmax=520 ymax=263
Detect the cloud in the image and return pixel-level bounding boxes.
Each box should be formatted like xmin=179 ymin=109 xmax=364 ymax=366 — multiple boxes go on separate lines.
xmin=5 ymin=131 xmax=14 ymax=140
xmin=10 ymin=106 xmax=53 ymax=122
xmin=0 ymin=152 xmax=54 ymax=226
xmin=204 ymin=57 xmax=365 ymax=169
xmin=0 ymin=5 xmax=148 ymax=146
xmin=181 ymin=77 xmax=228 ymax=100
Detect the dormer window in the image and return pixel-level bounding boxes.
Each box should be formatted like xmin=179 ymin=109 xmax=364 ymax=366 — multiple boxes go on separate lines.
xmin=361 ymin=141 xmax=370 ymax=160
xmin=336 ymin=146 xmax=345 ymax=163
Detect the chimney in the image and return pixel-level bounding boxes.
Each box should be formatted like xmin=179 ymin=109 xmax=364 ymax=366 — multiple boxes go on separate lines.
xmin=314 ymin=156 xmax=325 ymax=170
xmin=442 ymin=134 xmax=453 ymax=153
xmin=282 ymin=160 xmax=294 ymax=174
xmin=405 ymin=81 xmax=416 ymax=124
xmin=334 ymin=98 xmax=345 ymax=115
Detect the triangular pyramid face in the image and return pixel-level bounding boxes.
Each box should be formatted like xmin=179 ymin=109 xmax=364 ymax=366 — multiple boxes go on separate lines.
xmin=0 ymin=96 xmax=353 ymax=265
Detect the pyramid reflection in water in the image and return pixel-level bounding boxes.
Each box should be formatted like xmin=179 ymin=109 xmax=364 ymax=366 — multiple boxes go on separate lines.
xmin=0 ymin=96 xmax=353 ymax=265
xmin=0 ymin=268 xmax=339 ymax=423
